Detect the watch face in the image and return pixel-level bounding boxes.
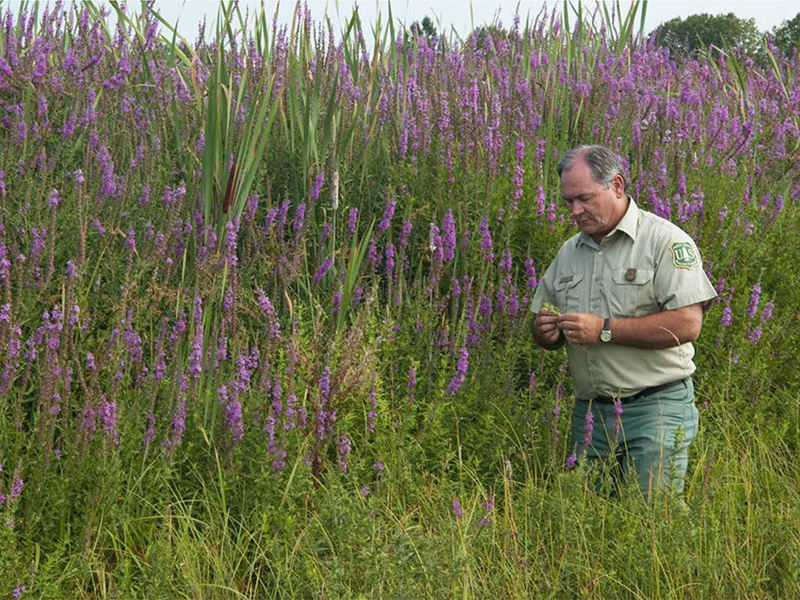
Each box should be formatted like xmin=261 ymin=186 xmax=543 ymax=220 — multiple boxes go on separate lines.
xmin=600 ymin=330 xmax=612 ymax=343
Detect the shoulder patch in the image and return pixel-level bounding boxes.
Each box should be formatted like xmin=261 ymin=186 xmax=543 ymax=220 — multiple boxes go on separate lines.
xmin=670 ymin=241 xmax=699 ymax=269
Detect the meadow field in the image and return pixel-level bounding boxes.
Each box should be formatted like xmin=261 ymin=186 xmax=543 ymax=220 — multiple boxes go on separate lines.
xmin=1 ymin=1 xmax=800 ymax=597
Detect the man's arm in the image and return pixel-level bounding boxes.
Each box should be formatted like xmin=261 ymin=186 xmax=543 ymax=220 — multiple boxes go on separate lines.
xmin=556 ymin=303 xmax=703 ymax=349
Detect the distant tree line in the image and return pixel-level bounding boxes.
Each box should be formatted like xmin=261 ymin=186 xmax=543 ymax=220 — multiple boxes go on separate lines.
xmin=653 ymin=12 xmax=800 ymax=57
xmin=408 ymin=11 xmax=800 ymax=58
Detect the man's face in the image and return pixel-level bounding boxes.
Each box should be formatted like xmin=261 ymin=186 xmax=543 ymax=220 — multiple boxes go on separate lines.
xmin=560 ymin=158 xmax=626 ymax=241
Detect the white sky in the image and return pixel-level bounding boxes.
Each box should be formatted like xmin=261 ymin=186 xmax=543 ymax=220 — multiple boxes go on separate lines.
xmin=147 ymin=0 xmax=798 ymax=41
xmin=3 ymin=1 xmax=798 ymax=41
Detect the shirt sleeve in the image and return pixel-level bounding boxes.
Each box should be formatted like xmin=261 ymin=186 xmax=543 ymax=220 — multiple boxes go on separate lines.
xmin=530 ymin=260 xmax=558 ymax=313
xmin=653 ymin=234 xmax=717 ymax=311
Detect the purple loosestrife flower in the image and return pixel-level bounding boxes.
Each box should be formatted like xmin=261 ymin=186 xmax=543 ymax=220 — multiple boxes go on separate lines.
xmin=536 ymin=185 xmax=546 ymax=219
xmin=747 ymin=325 xmax=762 ymax=345
xmin=721 ymin=304 xmax=733 ymax=327
xmin=348 ymin=207 xmax=358 ymax=236
xmin=367 ymin=390 xmax=378 ymax=433
xmin=500 ymin=250 xmax=512 ymax=273
xmin=218 ymin=384 xmax=244 ymax=444
xmin=368 ymin=237 xmax=381 ymax=271
xmin=310 ymin=172 xmax=325 ymax=202
xmin=143 ymin=414 xmax=156 ymax=448
xmin=552 ymin=397 xmax=562 ymax=444
xmin=319 ymin=223 xmax=332 ymax=244
xmin=525 ymin=258 xmax=538 ymax=289
xmin=529 ymin=370 xmax=537 ymax=394
xmin=361 ymin=485 xmax=370 ymax=497
xmin=99 ymin=397 xmax=119 ymax=447
xmin=451 ymin=498 xmax=463 ymax=518
xmin=163 ymin=389 xmax=186 ymax=451
xmin=399 ymin=219 xmax=413 ymax=248
xmin=450 ymin=278 xmax=461 ymax=297
xmin=613 ymin=400 xmax=623 ymax=441
xmin=373 ymin=461 xmax=384 ymax=477
xmin=566 ymin=452 xmax=578 ymax=469
xmin=285 ymin=393 xmax=298 ymax=431
xmin=747 ymin=283 xmax=761 ymax=318
xmin=583 ymin=411 xmax=594 ymax=450
xmin=513 ymin=139 xmax=525 ymax=207
xmin=256 ymin=289 xmax=281 ymax=340
xmin=293 ymin=202 xmax=306 ymax=232
xmin=408 ymin=367 xmax=417 ymax=404
xmin=446 ymin=347 xmax=469 ymax=396
xmin=48 ymin=188 xmax=60 ymax=208
xmin=125 ymin=228 xmax=136 ymax=254
xmin=338 ymin=434 xmax=351 ymax=473
xmin=189 ymin=296 xmax=204 ymax=379
xmin=313 ymin=256 xmax=333 ymax=283
xmin=478 ymin=493 xmax=495 ymax=526
xmin=547 ymin=201 xmax=557 ymax=224
xmin=11 ymin=474 xmax=23 ymax=498
xmin=479 ymin=218 xmax=494 ymax=262
xmin=385 ymin=243 xmax=395 ymax=280
xmin=441 ymin=209 xmax=456 ymax=262
xmin=332 ymin=291 xmax=342 ymax=315
xmin=379 ymin=197 xmax=396 ymax=232
xmin=761 ymin=301 xmax=774 ymax=322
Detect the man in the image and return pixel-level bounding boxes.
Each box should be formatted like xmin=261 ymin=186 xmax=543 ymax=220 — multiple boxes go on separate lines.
xmin=531 ymin=145 xmax=717 ymax=500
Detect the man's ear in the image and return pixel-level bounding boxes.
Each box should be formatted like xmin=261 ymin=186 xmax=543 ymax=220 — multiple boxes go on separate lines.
xmin=612 ymin=173 xmax=625 ymax=198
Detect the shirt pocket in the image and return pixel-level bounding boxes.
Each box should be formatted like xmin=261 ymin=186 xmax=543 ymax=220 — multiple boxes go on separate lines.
xmin=609 ymin=267 xmax=656 ymax=317
xmin=554 ymin=273 xmax=584 ymax=314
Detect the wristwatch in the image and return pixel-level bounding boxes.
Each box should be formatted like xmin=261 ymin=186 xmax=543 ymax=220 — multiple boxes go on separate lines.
xmin=600 ymin=318 xmax=612 ymax=343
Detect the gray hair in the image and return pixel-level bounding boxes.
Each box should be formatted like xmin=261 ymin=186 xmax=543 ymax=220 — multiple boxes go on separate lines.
xmin=557 ymin=145 xmax=627 ymax=192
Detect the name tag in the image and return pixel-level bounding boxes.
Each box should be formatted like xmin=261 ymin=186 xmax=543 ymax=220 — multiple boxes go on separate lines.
xmin=625 ymin=268 xmax=636 ymax=281
xmin=559 ymin=275 xmax=574 ymax=284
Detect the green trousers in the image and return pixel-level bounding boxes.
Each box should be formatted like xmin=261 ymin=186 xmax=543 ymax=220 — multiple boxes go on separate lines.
xmin=570 ymin=378 xmax=699 ymax=500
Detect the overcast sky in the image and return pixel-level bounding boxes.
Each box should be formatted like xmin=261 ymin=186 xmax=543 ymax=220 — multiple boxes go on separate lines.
xmin=4 ymin=1 xmax=799 ymax=40
xmin=142 ymin=0 xmax=798 ymax=41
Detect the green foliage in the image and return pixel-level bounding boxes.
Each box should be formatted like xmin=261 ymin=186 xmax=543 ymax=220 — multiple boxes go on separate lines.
xmin=653 ymin=13 xmax=762 ymax=56
xmin=773 ymin=12 xmax=800 ymax=55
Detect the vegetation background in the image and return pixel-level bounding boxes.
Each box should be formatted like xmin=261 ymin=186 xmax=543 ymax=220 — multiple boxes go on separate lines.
xmin=0 ymin=1 xmax=799 ymax=598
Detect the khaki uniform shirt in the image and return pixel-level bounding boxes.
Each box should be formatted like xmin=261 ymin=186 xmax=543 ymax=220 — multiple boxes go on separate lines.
xmin=531 ymin=199 xmax=717 ymax=399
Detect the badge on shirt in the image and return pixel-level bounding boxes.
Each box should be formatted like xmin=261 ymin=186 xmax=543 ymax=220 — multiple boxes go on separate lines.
xmin=670 ymin=241 xmax=699 ymax=269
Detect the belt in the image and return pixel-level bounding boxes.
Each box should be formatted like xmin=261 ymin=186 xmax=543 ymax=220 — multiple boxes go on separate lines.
xmin=588 ymin=378 xmax=688 ymax=405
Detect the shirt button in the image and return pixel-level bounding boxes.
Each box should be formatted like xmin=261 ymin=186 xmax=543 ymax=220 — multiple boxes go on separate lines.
xmin=595 ymin=277 xmax=600 ymax=282
xmin=598 ymin=251 xmax=604 ymax=256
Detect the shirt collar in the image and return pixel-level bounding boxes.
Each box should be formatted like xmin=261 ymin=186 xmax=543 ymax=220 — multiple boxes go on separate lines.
xmin=577 ymin=197 xmax=639 ymax=248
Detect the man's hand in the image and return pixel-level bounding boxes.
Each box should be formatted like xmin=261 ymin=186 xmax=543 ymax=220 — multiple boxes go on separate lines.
xmin=557 ymin=313 xmax=604 ymax=345
xmin=533 ymin=308 xmax=563 ymax=348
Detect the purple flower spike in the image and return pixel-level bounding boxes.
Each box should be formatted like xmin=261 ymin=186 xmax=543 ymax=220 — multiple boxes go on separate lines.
xmin=446 ymin=348 xmax=469 ymax=396
xmin=313 ymin=256 xmax=333 ymax=283
xmin=379 ymin=197 xmax=396 ymax=232
xmin=479 ymin=218 xmax=494 ymax=262
xmin=583 ymin=411 xmax=594 ymax=450
xmin=566 ymin=452 xmax=578 ymax=469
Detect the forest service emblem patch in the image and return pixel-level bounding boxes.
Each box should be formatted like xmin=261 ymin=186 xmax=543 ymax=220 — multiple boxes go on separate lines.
xmin=670 ymin=241 xmax=699 ymax=269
